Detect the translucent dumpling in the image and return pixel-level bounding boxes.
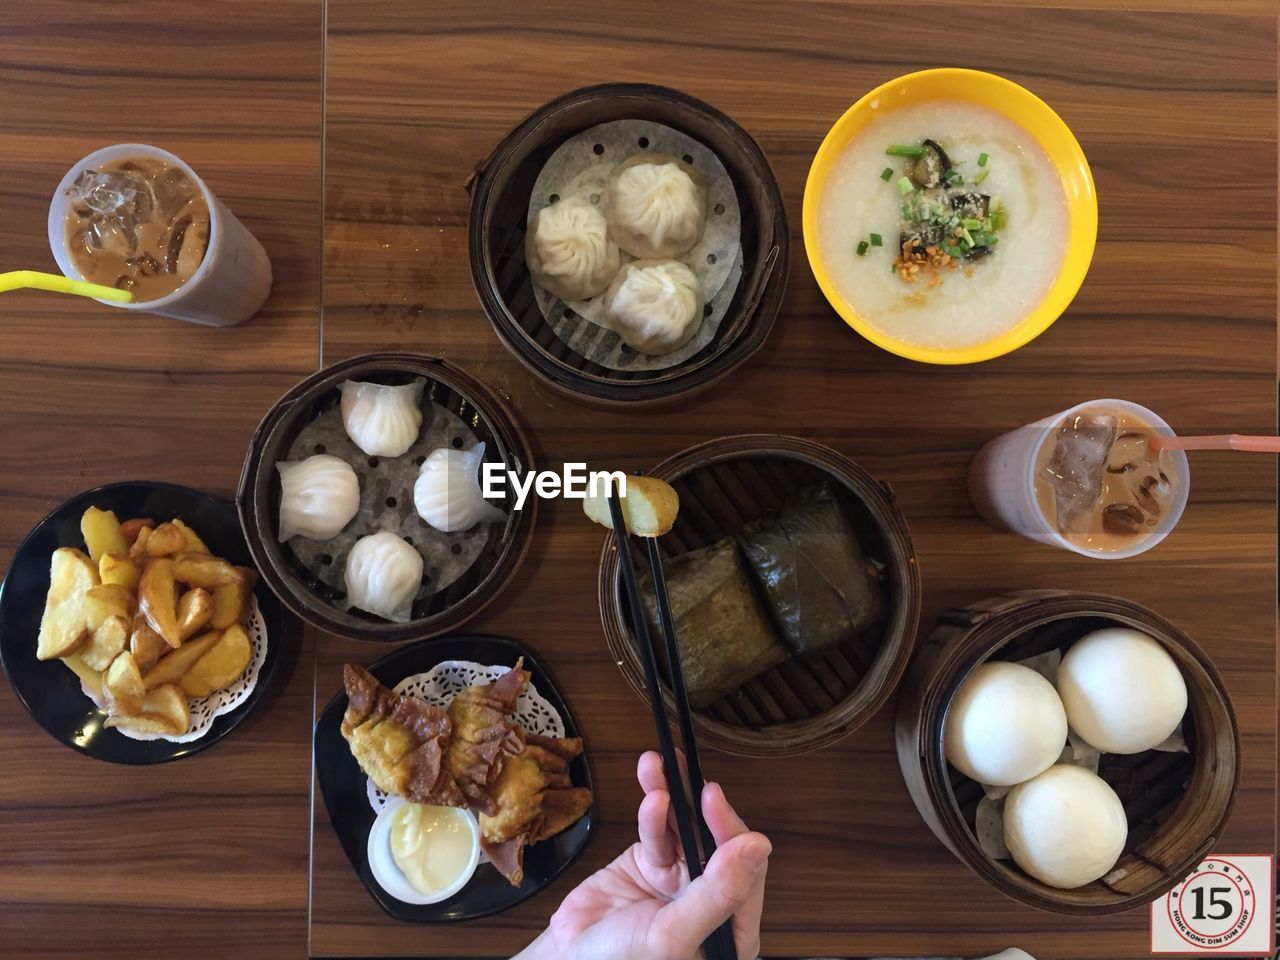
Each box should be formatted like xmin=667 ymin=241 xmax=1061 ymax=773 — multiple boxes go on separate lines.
xmin=413 ymin=442 xmax=507 ymax=533
xmin=338 ymin=379 xmax=424 ymax=458
xmin=276 ymin=454 xmax=361 ymax=541
xmin=344 ymin=530 xmax=423 ymax=623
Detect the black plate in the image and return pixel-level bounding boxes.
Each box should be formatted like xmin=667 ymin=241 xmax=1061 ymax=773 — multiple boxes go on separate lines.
xmin=0 ymin=481 xmax=286 ymax=764
xmin=314 ymin=635 xmax=594 ymax=922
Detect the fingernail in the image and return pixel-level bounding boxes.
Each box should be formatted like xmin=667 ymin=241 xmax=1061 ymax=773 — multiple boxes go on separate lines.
xmin=742 ymin=836 xmax=771 ymax=871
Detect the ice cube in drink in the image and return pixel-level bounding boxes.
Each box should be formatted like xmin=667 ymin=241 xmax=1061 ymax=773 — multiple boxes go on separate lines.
xmin=64 ymin=155 xmax=210 ymax=302
xmin=1034 ymin=405 xmax=1179 ymax=553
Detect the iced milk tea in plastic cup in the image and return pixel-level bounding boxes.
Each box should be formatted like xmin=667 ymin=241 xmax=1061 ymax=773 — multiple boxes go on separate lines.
xmin=967 ymin=399 xmax=1191 ymax=559
xmin=48 ymin=143 xmax=272 ymax=327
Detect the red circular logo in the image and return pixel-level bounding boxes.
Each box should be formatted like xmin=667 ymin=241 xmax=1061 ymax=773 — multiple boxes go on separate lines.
xmin=1166 ymin=858 xmax=1257 ymax=949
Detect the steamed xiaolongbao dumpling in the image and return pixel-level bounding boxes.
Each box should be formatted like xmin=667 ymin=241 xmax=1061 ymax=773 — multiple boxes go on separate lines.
xmin=603 ymin=259 xmax=704 ymax=355
xmin=338 ymin=379 xmax=424 ymax=458
xmin=414 ymin=442 xmax=507 ymax=533
xmin=606 ymin=154 xmax=707 ymax=259
xmin=525 ymin=197 xmax=621 ymax=301
xmin=344 ymin=530 xmax=423 ymax=622
xmin=276 ymin=454 xmax=361 ymax=541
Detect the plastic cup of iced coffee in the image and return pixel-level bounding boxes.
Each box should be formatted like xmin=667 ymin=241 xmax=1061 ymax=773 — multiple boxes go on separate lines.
xmin=968 ymin=399 xmax=1190 ymax=559
xmin=47 ymin=144 xmax=272 ymax=326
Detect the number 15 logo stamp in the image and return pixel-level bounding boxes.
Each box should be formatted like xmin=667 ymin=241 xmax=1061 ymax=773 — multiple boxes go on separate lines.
xmin=1151 ymin=855 xmax=1274 ymax=955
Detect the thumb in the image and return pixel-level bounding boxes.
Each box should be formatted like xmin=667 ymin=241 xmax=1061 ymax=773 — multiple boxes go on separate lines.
xmin=650 ymin=831 xmax=771 ymax=957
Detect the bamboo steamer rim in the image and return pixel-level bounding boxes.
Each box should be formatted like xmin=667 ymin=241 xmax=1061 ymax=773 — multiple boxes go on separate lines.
xmin=599 ymin=434 xmax=922 ymax=757
xmin=901 ymin=589 xmax=1240 ymax=915
xmin=467 ymin=82 xmax=789 ymax=407
xmin=236 ymin=352 xmax=537 ymax=643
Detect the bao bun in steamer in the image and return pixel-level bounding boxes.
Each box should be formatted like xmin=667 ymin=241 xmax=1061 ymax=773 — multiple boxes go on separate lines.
xmin=1057 ymin=627 xmax=1187 ymax=754
xmin=603 ymin=259 xmax=704 ymax=356
xmin=943 ymin=661 xmax=1067 ymax=786
xmin=1004 ymin=764 xmax=1128 ymax=889
xmin=524 ymin=198 xmax=621 ymax=302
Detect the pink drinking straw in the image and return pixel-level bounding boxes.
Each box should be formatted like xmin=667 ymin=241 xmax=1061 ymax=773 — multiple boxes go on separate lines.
xmin=1151 ymin=434 xmax=1280 ymax=453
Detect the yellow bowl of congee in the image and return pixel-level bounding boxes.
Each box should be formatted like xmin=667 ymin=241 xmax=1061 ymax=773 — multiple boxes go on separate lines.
xmin=803 ymin=69 xmax=1097 ymax=364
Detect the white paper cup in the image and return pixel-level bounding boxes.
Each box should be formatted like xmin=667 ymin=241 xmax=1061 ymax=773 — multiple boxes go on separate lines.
xmin=968 ymin=399 xmax=1190 ymax=560
xmin=48 ymin=143 xmax=272 ymax=327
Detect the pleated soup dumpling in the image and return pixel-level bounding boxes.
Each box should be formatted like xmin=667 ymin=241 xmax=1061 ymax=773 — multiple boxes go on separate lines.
xmin=525 ymin=197 xmax=621 ymax=301
xmin=414 ymin=442 xmax=506 ymax=533
xmin=344 ymin=530 xmax=423 ymax=623
xmin=276 ymin=454 xmax=361 ymax=541
xmin=602 ymin=259 xmax=704 ymax=356
xmin=605 ymin=153 xmax=707 ymax=259
xmin=338 ymin=379 xmax=424 ymax=458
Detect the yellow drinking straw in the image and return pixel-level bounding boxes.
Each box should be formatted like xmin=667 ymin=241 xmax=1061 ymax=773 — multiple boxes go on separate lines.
xmin=0 ymin=270 xmax=134 ymax=303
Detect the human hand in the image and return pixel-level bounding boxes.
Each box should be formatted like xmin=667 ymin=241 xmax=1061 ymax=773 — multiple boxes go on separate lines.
xmin=515 ymin=751 xmax=771 ymax=960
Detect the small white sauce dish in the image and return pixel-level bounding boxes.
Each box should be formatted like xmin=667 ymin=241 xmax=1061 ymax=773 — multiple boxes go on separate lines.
xmin=367 ymin=796 xmax=481 ymax=905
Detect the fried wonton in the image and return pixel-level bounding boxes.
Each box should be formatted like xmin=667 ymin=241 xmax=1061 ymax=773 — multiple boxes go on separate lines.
xmin=479 ymin=733 xmax=593 ymax=886
xmin=340 ymin=664 xmax=464 ymax=807
xmin=445 ymin=662 xmax=528 ymax=815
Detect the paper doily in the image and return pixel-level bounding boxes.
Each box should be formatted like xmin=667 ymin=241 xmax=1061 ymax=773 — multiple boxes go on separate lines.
xmin=80 ymin=596 xmax=269 ymax=742
xmin=365 ymin=660 xmax=564 ymax=815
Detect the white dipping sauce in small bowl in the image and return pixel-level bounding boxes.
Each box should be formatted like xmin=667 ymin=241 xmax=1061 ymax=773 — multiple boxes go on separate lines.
xmin=367 ymin=796 xmax=481 ymax=905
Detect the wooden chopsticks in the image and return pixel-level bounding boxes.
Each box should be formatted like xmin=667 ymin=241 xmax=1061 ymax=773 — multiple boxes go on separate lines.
xmin=606 ymin=489 xmax=738 ymax=960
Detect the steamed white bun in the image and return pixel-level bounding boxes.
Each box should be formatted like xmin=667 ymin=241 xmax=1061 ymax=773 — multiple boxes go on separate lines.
xmin=1056 ymin=628 xmax=1187 ymax=754
xmin=602 ymin=259 xmax=703 ymax=356
xmin=944 ymin=661 xmax=1067 ymax=786
xmin=606 ymin=154 xmax=707 ymax=259
xmin=525 ymin=197 xmax=620 ymax=301
xmin=1003 ymin=764 xmax=1127 ymax=889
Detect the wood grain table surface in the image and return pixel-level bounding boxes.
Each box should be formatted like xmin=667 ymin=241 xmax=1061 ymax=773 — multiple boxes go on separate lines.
xmin=1 ymin=1 xmax=1276 ymax=959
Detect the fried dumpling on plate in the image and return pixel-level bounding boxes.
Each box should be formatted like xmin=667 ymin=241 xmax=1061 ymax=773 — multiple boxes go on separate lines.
xmin=340 ymin=664 xmax=464 ymax=807
xmin=479 ymin=733 xmax=592 ymax=886
xmin=444 ymin=662 xmax=528 ymax=815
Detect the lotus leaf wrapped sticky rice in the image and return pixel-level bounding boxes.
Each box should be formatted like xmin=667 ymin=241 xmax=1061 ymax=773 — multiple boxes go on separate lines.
xmin=737 ymin=482 xmax=885 ymax=655
xmin=639 ymin=537 xmax=788 ymax=708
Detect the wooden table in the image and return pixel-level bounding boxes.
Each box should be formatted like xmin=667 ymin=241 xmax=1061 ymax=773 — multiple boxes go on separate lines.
xmin=2 ymin=2 xmax=1276 ymax=958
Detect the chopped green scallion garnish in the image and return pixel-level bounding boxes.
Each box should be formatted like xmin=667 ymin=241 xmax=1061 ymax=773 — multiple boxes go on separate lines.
xmin=879 ymin=167 xmax=894 ymax=181
xmin=960 ymin=228 xmax=975 ymax=246
xmin=856 ymin=240 xmax=870 ymax=256
xmin=869 ymin=233 xmax=883 ymax=247
xmin=977 ymin=152 xmax=989 ymax=167
xmin=961 ymin=218 xmax=982 ymax=230
xmin=886 ymin=144 xmax=926 ymax=157
xmin=973 ymin=169 xmax=990 ymax=185
xmin=990 ymin=210 xmax=1006 ymax=231
xmin=945 ymin=170 xmax=964 ymax=186
xmin=897 ymin=176 xmax=914 ymax=195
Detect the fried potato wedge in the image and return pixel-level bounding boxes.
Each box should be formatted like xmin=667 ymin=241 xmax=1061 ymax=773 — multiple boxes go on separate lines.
xmin=144 ymin=521 xmax=188 ymax=558
xmin=37 ymin=547 xmax=98 ymax=660
xmin=142 ymin=629 xmax=222 ymax=690
xmin=99 ymin=552 xmax=140 ymax=591
xmin=129 ymin=618 xmax=169 ymax=670
xmin=138 ymin=557 xmax=181 ymax=648
xmin=80 ymin=614 xmax=129 ymax=672
xmin=171 ymin=518 xmax=211 ymax=555
xmin=211 ymin=568 xmax=256 ymax=629
xmin=128 ymin=525 xmax=154 ymax=562
xmin=171 ymin=552 xmax=242 ymax=590
xmin=180 ymin=624 xmax=252 ymax=697
xmin=81 ymin=507 xmax=129 ymax=564
xmin=62 ymin=653 xmax=103 ymax=699
xmin=85 ymin=583 xmax=136 ymax=629
xmin=120 ymin=517 xmax=156 ymax=545
xmin=104 ymin=685 xmax=190 ymax=737
xmin=104 ymin=651 xmax=145 ymax=716
xmin=177 ymin=588 xmax=214 ymax=640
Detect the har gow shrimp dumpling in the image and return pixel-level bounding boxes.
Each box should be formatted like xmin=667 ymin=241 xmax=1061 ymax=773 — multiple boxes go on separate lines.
xmin=603 ymin=259 xmax=704 ymax=356
xmin=414 ymin=442 xmax=507 ymax=534
xmin=338 ymin=379 xmax=424 ymax=458
xmin=345 ymin=530 xmax=423 ymax=623
xmin=525 ymin=197 xmax=621 ymax=301
xmin=606 ymin=153 xmax=707 ymax=259
xmin=276 ymin=454 xmax=361 ymax=541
